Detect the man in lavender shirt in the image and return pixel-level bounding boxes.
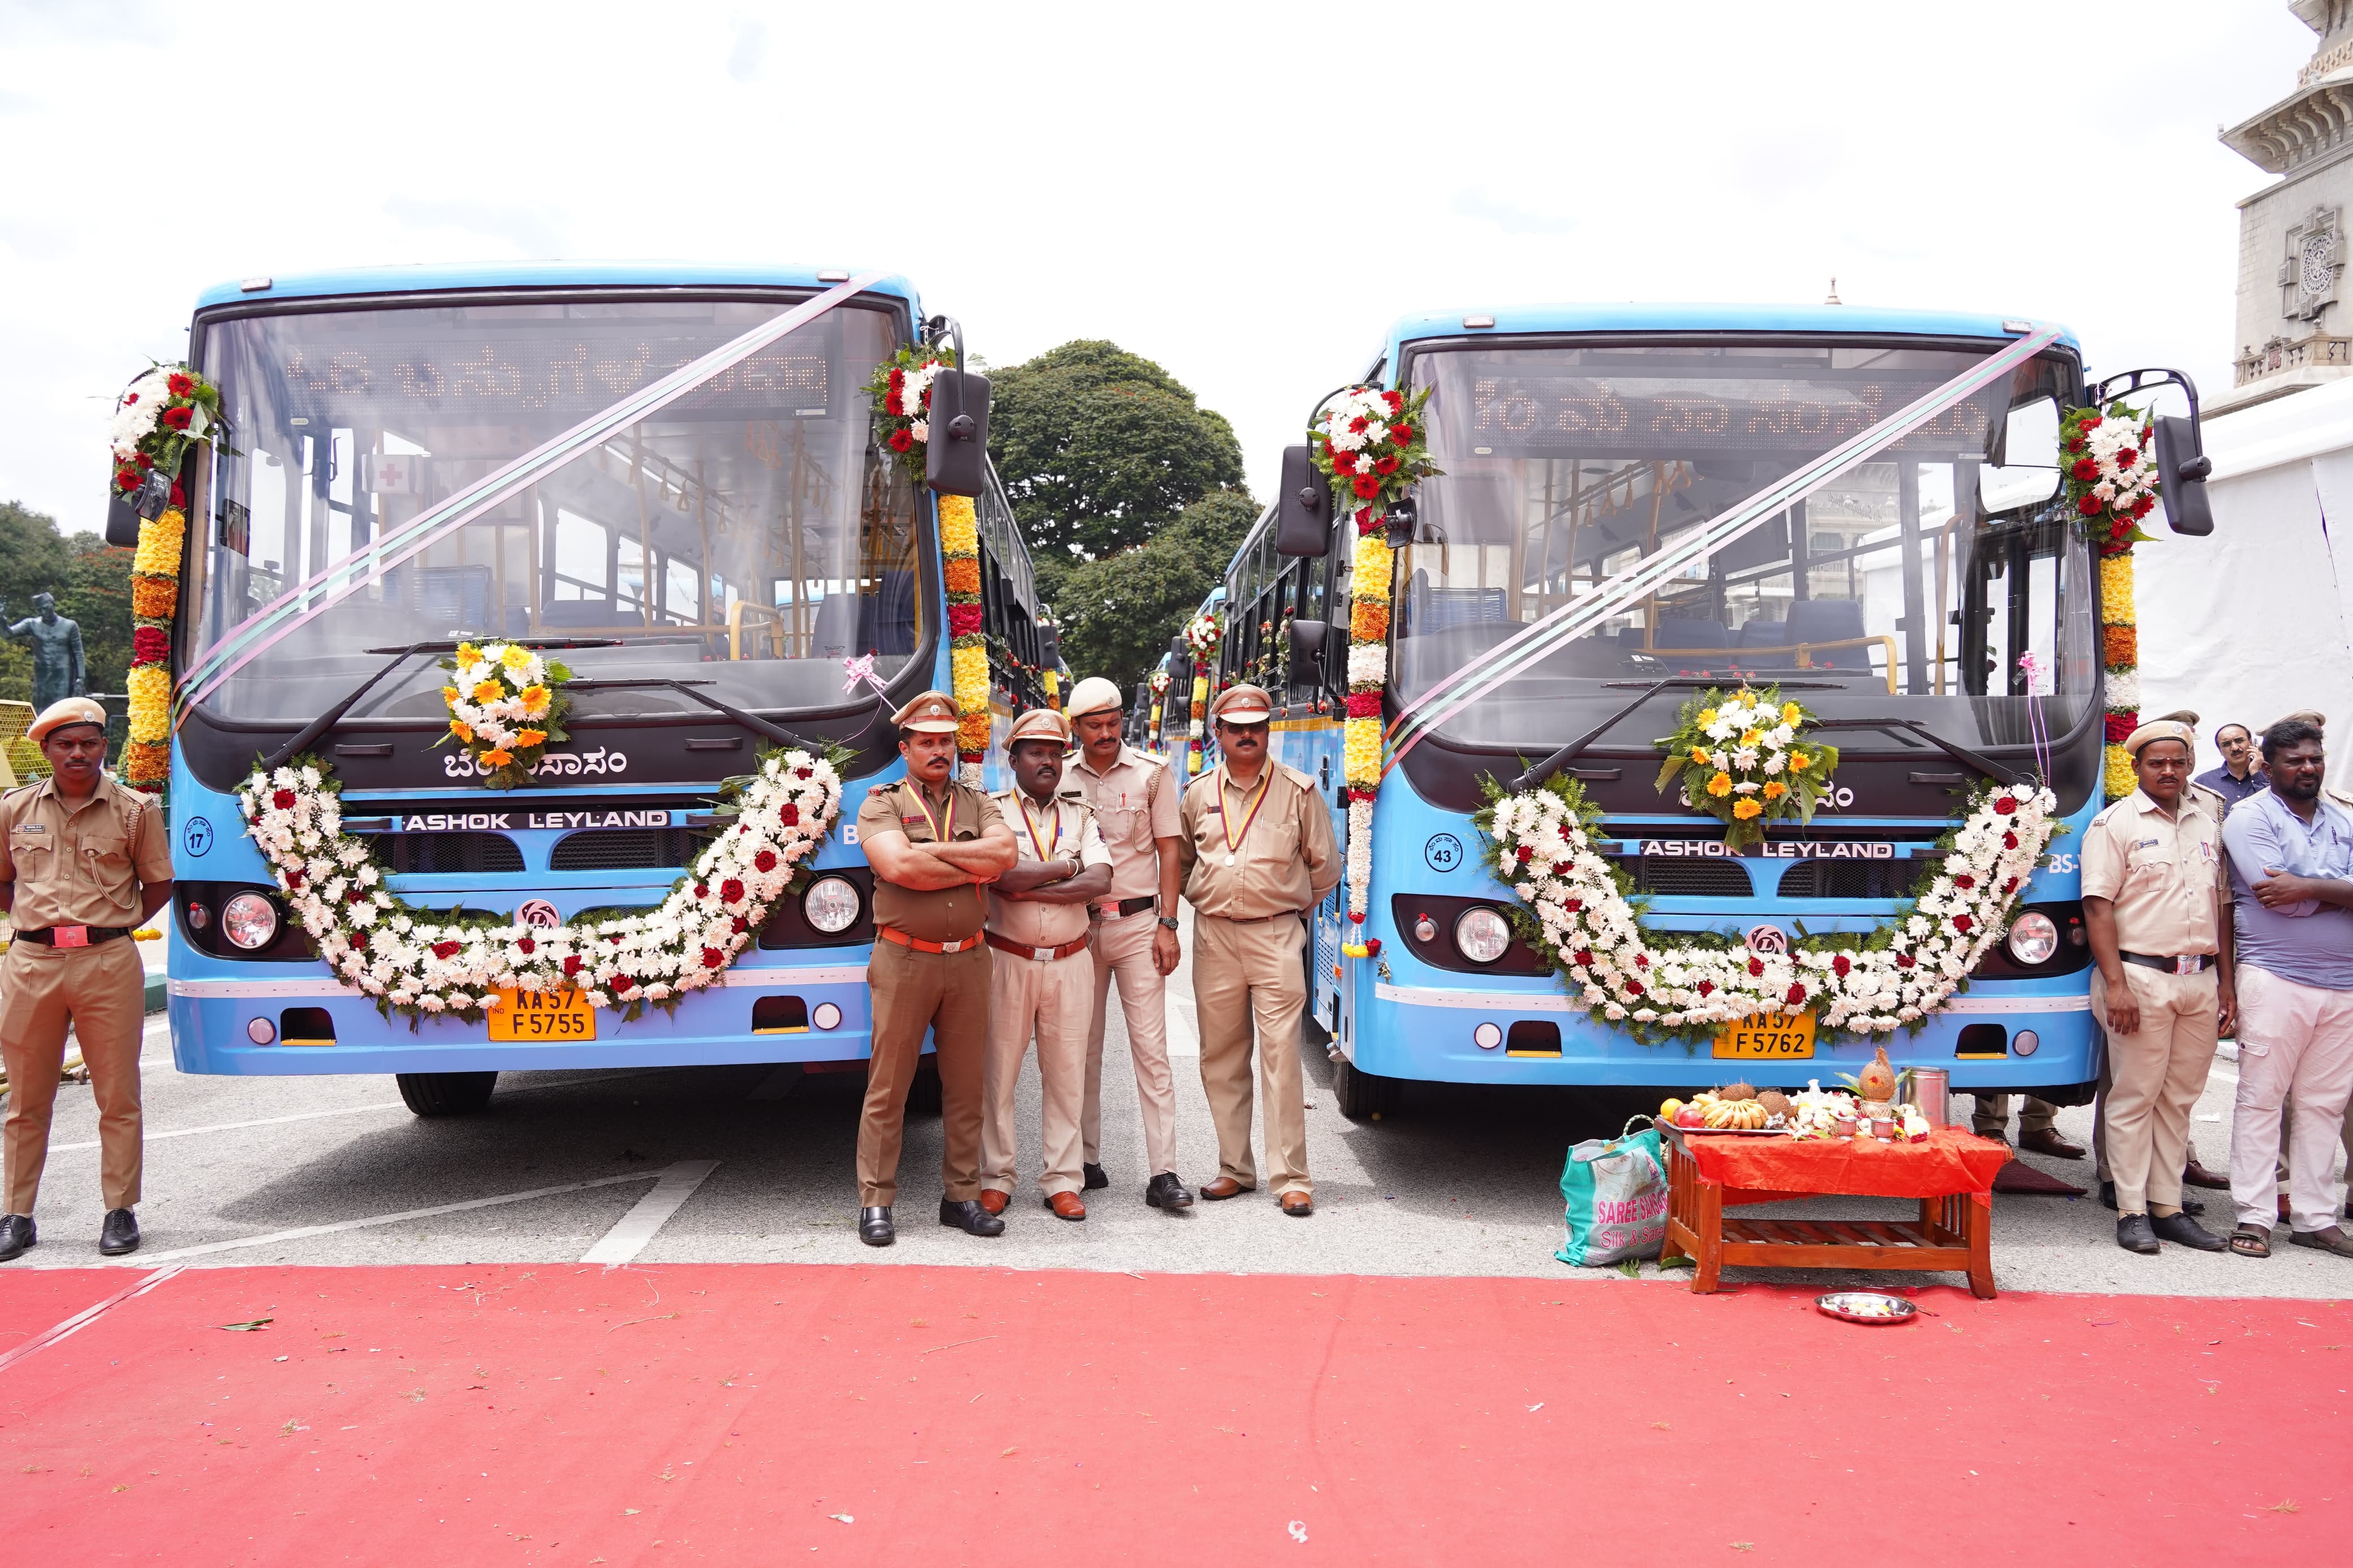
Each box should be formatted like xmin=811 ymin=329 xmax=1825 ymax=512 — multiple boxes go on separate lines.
xmin=2219 ymin=718 xmax=2353 ymax=1258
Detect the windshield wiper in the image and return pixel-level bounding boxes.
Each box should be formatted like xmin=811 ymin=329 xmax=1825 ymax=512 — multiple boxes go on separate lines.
xmin=1509 ymin=677 xmax=1846 ymax=791
xmin=567 ymin=679 xmax=825 ymax=752
xmin=1807 ymin=718 xmax=2026 ymax=785
xmin=261 ymin=638 xmax=626 ymax=770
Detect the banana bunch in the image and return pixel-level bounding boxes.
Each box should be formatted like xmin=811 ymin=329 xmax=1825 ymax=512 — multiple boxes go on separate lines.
xmin=1701 ymin=1098 xmax=1768 ymax=1130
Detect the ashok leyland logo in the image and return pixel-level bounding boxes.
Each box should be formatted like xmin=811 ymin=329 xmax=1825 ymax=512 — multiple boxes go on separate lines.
xmin=517 ymin=899 xmax=562 ymax=930
xmin=1744 ymin=923 xmax=1789 ymax=957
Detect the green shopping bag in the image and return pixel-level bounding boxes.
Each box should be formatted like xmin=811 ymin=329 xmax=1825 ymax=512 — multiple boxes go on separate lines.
xmin=1556 ymin=1117 xmax=1667 ymax=1267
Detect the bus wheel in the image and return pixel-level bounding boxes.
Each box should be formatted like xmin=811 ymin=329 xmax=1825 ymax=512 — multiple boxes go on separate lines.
xmin=395 ymin=1071 xmax=498 ymax=1117
xmin=1331 ymin=1054 xmax=1401 ymax=1122
xmin=906 ymin=1057 xmax=943 ymax=1116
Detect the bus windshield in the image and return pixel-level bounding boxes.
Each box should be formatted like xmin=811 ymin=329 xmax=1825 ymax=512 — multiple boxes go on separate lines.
xmin=1393 ymin=340 xmax=2092 ymax=752
xmin=186 ymin=296 xmax=923 ymax=725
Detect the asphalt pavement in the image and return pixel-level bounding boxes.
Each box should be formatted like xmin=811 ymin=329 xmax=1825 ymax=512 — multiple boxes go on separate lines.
xmin=6 ymin=928 xmax=2350 ymax=1299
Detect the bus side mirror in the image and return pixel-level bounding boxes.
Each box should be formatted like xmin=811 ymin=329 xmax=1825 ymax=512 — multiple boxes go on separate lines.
xmin=1288 ymin=617 xmax=1330 ymax=686
xmin=1274 ymin=444 xmax=1328 ymax=557
xmin=925 ymin=369 xmax=992 ymax=498
xmin=1036 ymin=622 xmax=1059 ymax=668
xmin=104 ymin=489 xmax=143 ymax=548
xmin=1169 ymin=635 xmax=1188 ymax=668
xmin=2154 ymin=415 xmax=2213 ymax=536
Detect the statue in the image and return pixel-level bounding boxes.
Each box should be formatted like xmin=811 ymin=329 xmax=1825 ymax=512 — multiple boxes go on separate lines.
xmin=3 ymin=593 xmax=87 ymax=712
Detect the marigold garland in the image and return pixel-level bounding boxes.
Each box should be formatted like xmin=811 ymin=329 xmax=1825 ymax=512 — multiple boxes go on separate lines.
xmin=1340 ymin=522 xmax=1396 ymax=951
xmin=439 ymin=641 xmax=571 ymax=789
xmin=2061 ymin=400 xmax=2162 ymax=803
xmin=939 ymin=493 xmax=989 ymax=786
xmin=123 ymin=506 xmax=186 ymax=793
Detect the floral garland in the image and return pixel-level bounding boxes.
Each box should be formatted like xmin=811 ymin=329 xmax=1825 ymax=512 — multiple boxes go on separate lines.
xmin=1308 ymin=385 xmax=1440 ymax=532
xmin=440 ymin=640 xmax=571 ymax=789
xmin=940 ymin=493 xmax=989 ymax=787
xmin=1181 ymin=608 xmax=1223 ymax=659
xmin=237 ymin=749 xmax=842 ymax=1023
xmin=864 ymin=347 xmax=954 ymax=485
xmin=1187 ymin=671 xmax=1208 ymax=766
xmin=1653 ymin=684 xmax=1839 ymax=850
xmin=2063 ymin=402 xmax=2158 ymax=801
xmin=1473 ymin=775 xmax=2061 ymax=1043
xmin=1341 ymin=524 xmax=1394 ymax=954
xmin=110 ymin=363 xmax=222 ymax=503
xmin=123 ymin=506 xmax=186 ymax=792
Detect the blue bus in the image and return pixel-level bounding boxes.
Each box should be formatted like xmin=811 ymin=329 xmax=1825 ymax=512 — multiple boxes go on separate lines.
xmin=1224 ymin=304 xmax=2209 ymax=1118
xmin=142 ymin=264 xmax=1049 ymax=1115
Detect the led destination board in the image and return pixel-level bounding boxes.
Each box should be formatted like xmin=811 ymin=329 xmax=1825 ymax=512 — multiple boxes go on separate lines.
xmin=1459 ymin=374 xmax=1994 ymax=459
xmin=264 ymin=333 xmax=831 ymax=421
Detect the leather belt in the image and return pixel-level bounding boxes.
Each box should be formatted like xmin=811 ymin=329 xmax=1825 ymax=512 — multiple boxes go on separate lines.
xmin=877 ymin=926 xmax=984 ymax=955
xmin=1202 ymin=910 xmax=1305 ymax=925
xmin=12 ymin=925 xmax=132 ymax=947
xmin=983 ymin=931 xmax=1093 ymax=962
xmin=1092 ymin=895 xmax=1160 ymax=919
xmin=2120 ymin=950 xmax=2214 ymax=975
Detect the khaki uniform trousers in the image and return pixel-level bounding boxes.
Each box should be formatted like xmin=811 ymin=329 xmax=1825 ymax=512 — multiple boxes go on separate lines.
xmin=2091 ymin=964 xmax=2218 ymax=1216
xmin=1 ymin=938 xmax=146 ymax=1215
xmin=1971 ymin=1094 xmax=2058 ymax=1139
xmin=981 ymin=947 xmax=1093 ymax=1198
xmin=1191 ymin=913 xmax=1311 ymax=1198
xmin=1084 ymin=913 xmax=1180 ymax=1177
xmin=856 ymin=940 xmax=987 ymax=1207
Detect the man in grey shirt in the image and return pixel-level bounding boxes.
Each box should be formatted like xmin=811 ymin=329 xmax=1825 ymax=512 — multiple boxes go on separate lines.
xmin=2219 ymin=718 xmax=2353 ymax=1258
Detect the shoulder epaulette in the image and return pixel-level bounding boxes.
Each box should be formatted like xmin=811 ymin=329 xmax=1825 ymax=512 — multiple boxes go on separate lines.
xmin=2089 ymin=802 xmax=2119 ymax=828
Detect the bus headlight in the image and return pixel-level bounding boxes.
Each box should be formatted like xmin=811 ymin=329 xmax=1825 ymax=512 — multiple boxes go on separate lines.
xmin=1454 ymin=906 xmax=1511 ymax=965
xmin=2006 ymin=911 xmax=2059 ymax=966
xmin=803 ymin=875 xmax=861 ymax=935
xmin=221 ymin=892 xmax=281 ymax=952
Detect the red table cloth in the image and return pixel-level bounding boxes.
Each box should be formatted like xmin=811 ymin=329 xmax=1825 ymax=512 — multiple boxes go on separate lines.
xmin=1682 ymin=1126 xmax=2012 ymax=1208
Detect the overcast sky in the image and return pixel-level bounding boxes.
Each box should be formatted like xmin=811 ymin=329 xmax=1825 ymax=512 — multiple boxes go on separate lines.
xmin=0 ymin=1 xmax=2315 ymax=539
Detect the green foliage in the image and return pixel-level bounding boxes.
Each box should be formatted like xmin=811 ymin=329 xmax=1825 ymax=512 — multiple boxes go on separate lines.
xmin=0 ymin=502 xmax=130 ymax=761
xmin=1050 ymin=489 xmax=1259 ymax=694
xmin=986 ymin=340 xmax=1247 ymax=565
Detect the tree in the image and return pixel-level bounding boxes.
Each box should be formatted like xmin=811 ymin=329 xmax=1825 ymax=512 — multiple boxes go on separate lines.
xmin=0 ymin=500 xmax=132 ymax=745
xmin=1051 ymin=490 xmax=1261 ymax=694
xmin=987 ymin=340 xmax=1247 ymax=567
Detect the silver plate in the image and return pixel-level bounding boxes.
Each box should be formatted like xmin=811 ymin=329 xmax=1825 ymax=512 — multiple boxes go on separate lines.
xmin=1815 ymin=1291 xmax=1919 ymax=1324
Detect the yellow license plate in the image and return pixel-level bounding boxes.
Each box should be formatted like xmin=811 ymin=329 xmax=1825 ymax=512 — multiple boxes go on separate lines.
xmin=489 ymin=986 xmax=598 ymax=1041
xmin=1712 ymin=1010 xmax=1816 ymax=1059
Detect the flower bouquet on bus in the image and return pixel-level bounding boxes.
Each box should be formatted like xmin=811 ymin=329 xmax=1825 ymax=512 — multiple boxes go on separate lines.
xmin=439 ymin=641 xmax=574 ymax=789
xmin=1306 ymin=383 xmax=1440 ymax=534
xmin=1654 ymin=685 xmax=1840 ymax=852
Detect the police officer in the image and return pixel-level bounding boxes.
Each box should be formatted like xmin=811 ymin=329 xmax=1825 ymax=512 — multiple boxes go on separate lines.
xmin=0 ymin=698 xmax=174 ymax=1263
xmin=1180 ymin=683 xmax=1339 ymax=1217
xmin=979 ymin=707 xmax=1112 ymax=1220
xmin=853 ymin=691 xmax=1016 ymax=1247
xmin=2083 ymin=716 xmax=2235 ymax=1255
xmin=1064 ymin=675 xmax=1193 ymax=1212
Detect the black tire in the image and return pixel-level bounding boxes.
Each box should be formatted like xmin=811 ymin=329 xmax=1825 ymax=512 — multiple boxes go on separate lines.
xmin=905 ymin=1056 xmax=943 ymax=1116
xmin=395 ymin=1070 xmax=498 ymax=1117
xmin=1331 ymin=1053 xmax=1402 ymax=1122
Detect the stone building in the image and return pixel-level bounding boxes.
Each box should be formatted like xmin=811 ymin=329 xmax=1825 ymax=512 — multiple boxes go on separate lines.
xmin=2219 ymin=2 xmax=2353 ymax=412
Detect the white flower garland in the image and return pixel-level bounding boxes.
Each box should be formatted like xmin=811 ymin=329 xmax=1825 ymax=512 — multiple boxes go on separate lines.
xmin=237 ymin=750 xmax=843 ymax=1021
xmin=1478 ymin=780 xmax=2059 ymax=1038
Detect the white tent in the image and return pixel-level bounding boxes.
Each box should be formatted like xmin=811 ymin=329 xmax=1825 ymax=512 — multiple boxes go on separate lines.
xmin=2137 ymin=376 xmax=2353 ymax=785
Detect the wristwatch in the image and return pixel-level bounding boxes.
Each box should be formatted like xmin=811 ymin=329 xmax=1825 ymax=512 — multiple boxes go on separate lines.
xmin=1156 ymin=916 xmax=1180 ymax=931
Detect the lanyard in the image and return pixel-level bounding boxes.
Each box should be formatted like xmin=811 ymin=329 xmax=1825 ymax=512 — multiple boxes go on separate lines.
xmin=1017 ymin=796 xmax=1063 ymax=862
xmin=903 ymin=781 xmax=956 ymax=844
xmin=1214 ymin=766 xmax=1272 ymax=865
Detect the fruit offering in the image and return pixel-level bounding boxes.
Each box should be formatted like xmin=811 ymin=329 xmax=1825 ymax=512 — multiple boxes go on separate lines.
xmin=1787 ymin=1081 xmax=1861 ymax=1140
xmin=1658 ymin=1097 xmax=1685 ymax=1125
xmin=1856 ymin=1046 xmax=1898 ymax=1103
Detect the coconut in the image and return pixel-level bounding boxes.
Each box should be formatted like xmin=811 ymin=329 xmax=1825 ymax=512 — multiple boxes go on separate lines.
xmin=1721 ymin=1081 xmax=1758 ymax=1103
xmin=1857 ymin=1047 xmax=1898 ymax=1103
xmin=1756 ymin=1088 xmax=1792 ymax=1118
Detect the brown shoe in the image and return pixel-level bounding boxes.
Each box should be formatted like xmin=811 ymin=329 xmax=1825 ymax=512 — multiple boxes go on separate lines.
xmin=2181 ymin=1159 xmax=2231 ymax=1190
xmin=1199 ymin=1177 xmax=1255 ymax=1201
xmin=1044 ymin=1191 xmax=1086 ymax=1221
xmin=977 ymin=1189 xmax=1010 ymax=1216
xmin=1278 ymin=1191 xmax=1313 ymax=1217
xmin=2018 ymin=1129 xmax=2086 ymax=1160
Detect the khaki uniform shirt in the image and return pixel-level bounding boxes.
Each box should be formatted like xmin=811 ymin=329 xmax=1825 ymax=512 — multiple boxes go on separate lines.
xmin=2081 ymin=787 xmax=2225 ymax=957
xmin=0 ymin=775 xmax=172 ymax=931
xmin=856 ymin=778 xmax=1005 ymax=944
xmin=985 ymin=789 xmax=1111 ymax=949
xmin=1178 ymin=762 xmax=1341 ymax=920
xmin=1066 ymin=743 xmax=1178 ymax=902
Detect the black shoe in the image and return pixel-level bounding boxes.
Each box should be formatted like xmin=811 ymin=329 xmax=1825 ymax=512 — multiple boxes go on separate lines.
xmin=2151 ymin=1212 xmax=2226 ymax=1252
xmin=1082 ymin=1162 xmax=1110 ymax=1190
xmin=2099 ymin=1180 xmax=2116 ymax=1210
xmin=0 ymin=1213 xmax=33 ymax=1263
xmin=1145 ymin=1172 xmax=1195 ymax=1210
xmin=98 ymin=1208 xmax=138 ymax=1256
xmin=938 ymin=1198 xmax=1006 ymax=1238
xmin=2116 ymin=1215 xmax=2160 ymax=1254
xmin=857 ymin=1206 xmax=894 ymax=1247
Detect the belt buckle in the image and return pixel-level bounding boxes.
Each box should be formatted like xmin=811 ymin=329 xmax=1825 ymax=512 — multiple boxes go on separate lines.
xmin=1032 ymin=945 xmax=1053 ymax=962
xmin=53 ymin=925 xmax=89 ymax=949
xmin=2174 ymin=955 xmax=2198 ymax=976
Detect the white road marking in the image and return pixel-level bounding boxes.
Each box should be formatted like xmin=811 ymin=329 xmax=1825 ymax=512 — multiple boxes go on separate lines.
xmin=48 ymin=1102 xmax=408 ymax=1152
xmin=0 ymin=1264 xmax=184 ymax=1372
xmin=580 ymin=1159 xmax=720 ymax=1264
xmin=123 ymin=1166 xmax=686 ymax=1264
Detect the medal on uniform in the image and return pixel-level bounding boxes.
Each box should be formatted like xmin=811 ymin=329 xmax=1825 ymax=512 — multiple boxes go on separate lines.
xmin=1214 ymin=764 xmax=1270 ymax=870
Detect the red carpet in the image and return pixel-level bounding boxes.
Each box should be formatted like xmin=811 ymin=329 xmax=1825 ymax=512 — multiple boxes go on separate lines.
xmin=0 ymin=1263 xmax=2342 ymax=1564
xmin=0 ymin=1267 xmax=138 ymax=1355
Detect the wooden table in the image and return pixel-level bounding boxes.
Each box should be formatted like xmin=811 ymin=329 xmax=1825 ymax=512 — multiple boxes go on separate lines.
xmin=1657 ymin=1122 xmax=1999 ymax=1299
